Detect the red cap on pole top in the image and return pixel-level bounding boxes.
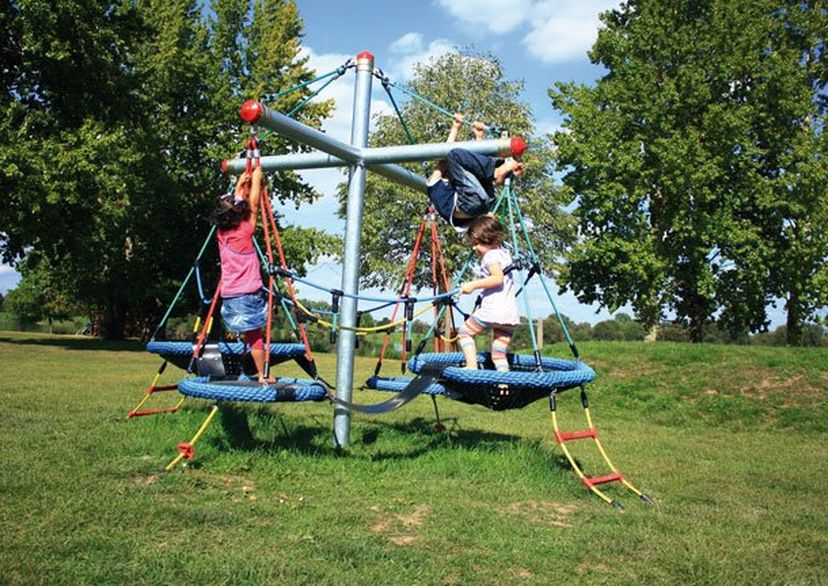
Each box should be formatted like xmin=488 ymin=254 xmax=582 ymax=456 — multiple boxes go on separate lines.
xmin=356 ymin=50 xmax=374 ymax=61
xmin=510 ymin=136 xmax=527 ymax=158
xmin=221 ymin=159 xmax=228 ymax=173
xmin=240 ymin=100 xmax=263 ymax=124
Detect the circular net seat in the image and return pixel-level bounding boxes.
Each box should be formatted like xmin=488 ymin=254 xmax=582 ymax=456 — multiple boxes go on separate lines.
xmin=146 ymin=340 xmax=306 ymax=375
xmin=408 ymin=352 xmax=596 ymax=411
xmin=178 ymin=376 xmax=328 ymax=403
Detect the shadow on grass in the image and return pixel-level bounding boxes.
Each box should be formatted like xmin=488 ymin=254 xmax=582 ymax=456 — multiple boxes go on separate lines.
xmin=0 ymin=334 xmax=146 ymax=353
xmin=209 ymin=404 xmax=523 ymax=462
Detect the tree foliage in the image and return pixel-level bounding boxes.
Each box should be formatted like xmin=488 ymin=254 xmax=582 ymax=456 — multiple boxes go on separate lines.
xmin=340 ymin=50 xmax=575 ymax=294
xmin=0 ymin=0 xmax=335 ymax=339
xmin=551 ymin=0 xmax=828 ymax=344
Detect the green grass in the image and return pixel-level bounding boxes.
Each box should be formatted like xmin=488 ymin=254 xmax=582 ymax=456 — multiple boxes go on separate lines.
xmin=1 ymin=332 xmax=826 ymax=585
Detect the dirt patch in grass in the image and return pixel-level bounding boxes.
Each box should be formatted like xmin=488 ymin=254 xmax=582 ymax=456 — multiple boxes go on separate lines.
xmin=496 ymin=500 xmax=576 ymax=528
xmin=369 ymin=503 xmax=430 ymax=546
xmin=132 ymin=474 xmax=159 ymax=485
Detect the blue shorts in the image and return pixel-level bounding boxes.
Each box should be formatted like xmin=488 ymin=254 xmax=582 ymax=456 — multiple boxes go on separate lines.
xmin=221 ymin=292 xmax=267 ymax=333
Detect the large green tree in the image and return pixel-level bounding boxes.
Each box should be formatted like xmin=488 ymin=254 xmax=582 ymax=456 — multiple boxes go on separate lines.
xmin=551 ymin=0 xmax=828 ymax=343
xmin=341 ymin=51 xmax=574 ymax=293
xmin=0 ymin=0 xmax=335 ymax=338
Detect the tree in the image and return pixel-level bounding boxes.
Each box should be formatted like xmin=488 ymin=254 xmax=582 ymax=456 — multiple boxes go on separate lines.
xmin=760 ymin=3 xmax=828 ymax=345
xmin=339 ymin=50 xmax=575 ymax=296
xmin=4 ymin=253 xmax=82 ymax=332
xmin=0 ymin=0 xmax=336 ymax=339
xmin=551 ymin=0 xmax=827 ymax=343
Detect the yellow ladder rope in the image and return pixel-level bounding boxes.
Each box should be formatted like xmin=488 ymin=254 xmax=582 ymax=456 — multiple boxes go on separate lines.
xmin=164 ymin=404 xmax=220 ymax=472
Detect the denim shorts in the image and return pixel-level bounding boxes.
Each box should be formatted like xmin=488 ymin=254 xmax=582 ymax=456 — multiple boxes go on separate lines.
xmin=221 ymin=292 xmax=267 ymax=333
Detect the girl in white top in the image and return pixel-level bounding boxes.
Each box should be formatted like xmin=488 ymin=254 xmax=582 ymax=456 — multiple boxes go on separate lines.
xmin=458 ymin=215 xmax=519 ymax=371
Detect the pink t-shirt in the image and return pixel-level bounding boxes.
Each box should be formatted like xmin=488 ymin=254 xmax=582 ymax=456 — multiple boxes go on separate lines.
xmin=217 ymin=221 xmax=263 ymax=297
xmin=475 ymin=248 xmax=519 ymax=326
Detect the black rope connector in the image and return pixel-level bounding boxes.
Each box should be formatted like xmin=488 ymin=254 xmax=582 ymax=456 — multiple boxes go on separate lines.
xmin=569 ymin=343 xmax=580 ymax=360
xmin=580 ymin=387 xmax=589 ymax=409
xmin=329 ymin=290 xmax=342 ymax=345
xmin=405 ymin=298 xmax=416 ymax=322
xmin=354 ymin=312 xmax=362 ymax=349
xmin=295 ymin=310 xmax=318 ymax=324
xmin=404 ymin=298 xmax=416 ymax=352
xmin=414 ymin=339 xmax=428 ymax=357
xmin=268 ymin=264 xmax=291 ymax=278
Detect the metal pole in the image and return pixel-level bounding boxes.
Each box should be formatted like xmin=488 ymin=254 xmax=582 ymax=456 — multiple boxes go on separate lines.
xmin=240 ymin=100 xmax=361 ymax=162
xmin=223 ymin=151 xmax=428 ymax=192
xmin=333 ymin=51 xmax=374 ymax=449
xmin=222 ymin=136 xmax=525 ymax=173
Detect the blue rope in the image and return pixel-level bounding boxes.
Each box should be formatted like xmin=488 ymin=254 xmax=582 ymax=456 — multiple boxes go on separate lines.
xmin=152 ymin=225 xmax=217 ymax=340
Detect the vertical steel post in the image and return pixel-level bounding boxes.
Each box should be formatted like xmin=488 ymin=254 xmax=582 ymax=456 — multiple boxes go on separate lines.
xmin=334 ymin=51 xmax=374 ymax=448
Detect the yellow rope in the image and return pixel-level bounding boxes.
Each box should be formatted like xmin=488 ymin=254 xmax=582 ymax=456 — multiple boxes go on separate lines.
xmin=164 ymin=405 xmax=220 ymax=472
xmin=292 ymin=297 xmax=439 ymax=333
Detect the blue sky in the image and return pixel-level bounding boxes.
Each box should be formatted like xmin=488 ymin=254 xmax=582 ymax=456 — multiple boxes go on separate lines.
xmin=0 ymin=0 xmax=791 ymax=328
xmin=277 ymin=0 xmax=630 ymax=326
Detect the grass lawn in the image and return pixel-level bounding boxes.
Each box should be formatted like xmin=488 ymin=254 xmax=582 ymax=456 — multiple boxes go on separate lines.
xmin=1 ymin=331 xmax=826 ymax=584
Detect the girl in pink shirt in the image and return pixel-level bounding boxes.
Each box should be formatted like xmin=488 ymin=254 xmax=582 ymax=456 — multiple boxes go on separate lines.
xmin=458 ymin=215 xmax=519 ymax=372
xmin=212 ymin=167 xmax=271 ymax=382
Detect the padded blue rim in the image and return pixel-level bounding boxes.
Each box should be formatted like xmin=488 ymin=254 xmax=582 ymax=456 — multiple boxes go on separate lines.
xmin=147 ymin=340 xmax=306 ymax=358
xmin=408 ymin=352 xmax=595 ymax=390
xmin=178 ymin=376 xmax=327 ymax=403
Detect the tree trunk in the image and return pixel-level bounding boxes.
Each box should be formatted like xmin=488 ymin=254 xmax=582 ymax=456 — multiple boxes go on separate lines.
xmin=102 ymin=302 xmax=127 ymax=340
xmin=644 ymin=323 xmax=658 ymax=342
xmin=786 ymin=290 xmax=803 ymax=346
xmin=688 ymin=295 xmax=706 ymax=343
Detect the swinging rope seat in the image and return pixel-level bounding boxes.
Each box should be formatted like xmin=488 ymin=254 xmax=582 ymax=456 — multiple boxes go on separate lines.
xmin=178 ymin=376 xmax=327 ymax=403
xmin=146 ymin=340 xmax=306 ymax=374
xmin=406 ymin=352 xmax=596 ymax=411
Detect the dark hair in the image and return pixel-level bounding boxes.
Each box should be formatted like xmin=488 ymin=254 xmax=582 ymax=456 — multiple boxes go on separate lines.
xmin=467 ymin=215 xmax=505 ymax=247
xmin=212 ymin=195 xmax=250 ymax=231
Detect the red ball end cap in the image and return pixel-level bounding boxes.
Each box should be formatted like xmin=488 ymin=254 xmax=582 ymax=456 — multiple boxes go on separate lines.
xmin=356 ymin=50 xmax=374 ymax=61
xmin=221 ymin=159 xmax=228 ymax=173
xmin=240 ymin=100 xmax=263 ymax=124
xmin=510 ymin=136 xmax=527 ymax=159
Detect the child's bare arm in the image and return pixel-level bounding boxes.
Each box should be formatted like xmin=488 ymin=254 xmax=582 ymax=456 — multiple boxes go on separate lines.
xmin=247 ymin=167 xmax=263 ymax=226
xmin=460 ymin=263 xmax=504 ymax=294
xmin=446 ymin=113 xmax=464 ymax=143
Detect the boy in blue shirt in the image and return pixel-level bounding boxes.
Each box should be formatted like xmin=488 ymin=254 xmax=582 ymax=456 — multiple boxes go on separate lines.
xmin=427 ymin=114 xmax=523 ymax=233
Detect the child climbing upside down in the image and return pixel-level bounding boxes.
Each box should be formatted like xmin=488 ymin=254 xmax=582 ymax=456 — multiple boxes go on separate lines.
xmin=427 ymin=113 xmax=524 ymax=233
xmin=212 ymin=166 xmax=272 ymax=383
xmin=457 ymin=215 xmax=519 ymax=371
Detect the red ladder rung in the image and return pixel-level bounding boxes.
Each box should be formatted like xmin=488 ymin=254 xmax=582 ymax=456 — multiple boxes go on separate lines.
xmin=555 ymin=429 xmax=596 ymax=443
xmin=149 ymin=384 xmax=179 ymax=392
xmin=582 ymin=472 xmax=623 ymax=487
xmin=127 ymin=406 xmax=182 ymax=418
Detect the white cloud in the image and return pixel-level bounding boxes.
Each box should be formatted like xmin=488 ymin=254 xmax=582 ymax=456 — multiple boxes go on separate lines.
xmin=523 ymin=0 xmax=620 ymax=63
xmin=435 ymin=0 xmax=533 ymax=35
xmin=389 ymin=32 xmax=423 ymax=54
xmin=385 ymin=35 xmax=455 ymax=81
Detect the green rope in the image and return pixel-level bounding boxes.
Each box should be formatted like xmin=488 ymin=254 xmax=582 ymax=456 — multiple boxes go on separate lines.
xmin=506 ymin=184 xmax=579 ymax=357
xmin=259 ymin=64 xmax=349 ymax=141
xmin=252 ymin=239 xmax=301 ymax=339
xmin=383 ymin=79 xmax=500 ymax=138
xmin=505 ymin=183 xmax=540 ymax=359
xmin=152 ymin=225 xmax=217 ymax=340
